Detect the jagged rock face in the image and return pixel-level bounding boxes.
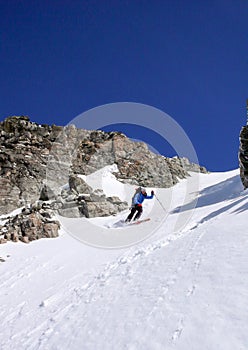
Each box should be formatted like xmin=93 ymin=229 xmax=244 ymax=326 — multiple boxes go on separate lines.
xmin=108 ymin=137 xmax=174 ymax=187
xmin=167 ymin=157 xmax=208 ymax=179
xmin=72 ymin=134 xmax=207 ymax=187
xmin=70 ymin=131 xmax=124 ymax=175
xmin=239 ymin=126 xmax=248 ymax=189
xmin=0 ymin=115 xmax=207 ymax=218
xmin=0 ymin=116 xmax=63 ymax=214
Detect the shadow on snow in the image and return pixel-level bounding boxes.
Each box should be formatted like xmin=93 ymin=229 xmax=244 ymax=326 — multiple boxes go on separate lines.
xmin=172 ymin=175 xmax=248 ymax=230
xmin=189 ymin=197 xmax=246 ymax=230
xmin=173 ymin=175 xmax=244 ymax=214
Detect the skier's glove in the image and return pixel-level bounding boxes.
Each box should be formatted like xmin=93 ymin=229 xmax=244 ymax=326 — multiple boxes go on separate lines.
xmin=136 ymin=204 xmax=142 ymax=207
xmin=151 ymin=190 xmax=154 ymax=196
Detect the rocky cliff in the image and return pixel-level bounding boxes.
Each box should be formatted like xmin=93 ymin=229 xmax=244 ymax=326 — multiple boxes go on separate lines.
xmin=0 ymin=115 xmax=207 ymax=243
xmin=239 ymin=125 xmax=248 ymax=189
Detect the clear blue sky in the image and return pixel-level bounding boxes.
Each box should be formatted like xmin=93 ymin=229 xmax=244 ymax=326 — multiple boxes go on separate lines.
xmin=0 ymin=0 xmax=247 ymax=171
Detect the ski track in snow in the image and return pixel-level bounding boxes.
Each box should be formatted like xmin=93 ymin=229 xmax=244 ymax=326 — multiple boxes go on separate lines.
xmin=1 ymin=169 xmax=248 ymax=350
xmin=18 ymin=208 xmax=236 ymax=349
xmin=1 ymin=219 xmax=203 ymax=349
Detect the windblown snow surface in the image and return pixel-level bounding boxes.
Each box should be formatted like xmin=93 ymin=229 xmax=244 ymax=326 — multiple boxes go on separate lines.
xmin=0 ymin=168 xmax=248 ymax=350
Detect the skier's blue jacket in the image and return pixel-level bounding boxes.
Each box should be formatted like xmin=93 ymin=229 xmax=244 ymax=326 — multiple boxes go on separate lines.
xmin=132 ymin=192 xmax=153 ymax=206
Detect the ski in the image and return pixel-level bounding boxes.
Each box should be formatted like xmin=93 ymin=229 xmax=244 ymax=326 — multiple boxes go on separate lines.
xmin=128 ymin=218 xmax=151 ymax=225
xmin=109 ymin=218 xmax=151 ymax=228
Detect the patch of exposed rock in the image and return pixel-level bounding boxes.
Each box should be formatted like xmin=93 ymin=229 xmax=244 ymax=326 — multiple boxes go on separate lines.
xmin=58 ymin=175 xmax=128 ymax=218
xmin=0 ymin=205 xmax=60 ymax=244
xmin=239 ymin=125 xmax=248 ymax=189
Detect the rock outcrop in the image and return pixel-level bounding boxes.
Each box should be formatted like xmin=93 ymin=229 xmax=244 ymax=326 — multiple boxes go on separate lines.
xmin=0 ymin=204 xmax=60 ymax=244
xmin=0 ymin=116 xmax=62 ymax=214
xmin=0 ymin=115 xmax=207 ymax=215
xmin=0 ymin=115 xmax=207 ymax=243
xmin=57 ymin=175 xmax=128 ymax=218
xmin=239 ymin=125 xmax=248 ymax=189
xmin=71 ymin=130 xmax=207 ymax=187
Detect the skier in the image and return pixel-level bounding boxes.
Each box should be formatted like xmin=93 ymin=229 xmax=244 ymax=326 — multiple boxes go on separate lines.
xmin=125 ymin=187 xmax=154 ymax=222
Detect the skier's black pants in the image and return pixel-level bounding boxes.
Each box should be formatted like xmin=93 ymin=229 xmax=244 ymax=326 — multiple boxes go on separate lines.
xmin=126 ymin=204 xmax=143 ymax=222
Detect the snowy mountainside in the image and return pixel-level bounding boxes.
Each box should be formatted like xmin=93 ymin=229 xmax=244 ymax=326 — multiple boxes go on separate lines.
xmin=0 ymin=168 xmax=248 ymax=350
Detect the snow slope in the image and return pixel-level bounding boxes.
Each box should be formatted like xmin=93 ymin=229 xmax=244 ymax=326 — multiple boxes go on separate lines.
xmin=0 ymin=168 xmax=248 ymax=350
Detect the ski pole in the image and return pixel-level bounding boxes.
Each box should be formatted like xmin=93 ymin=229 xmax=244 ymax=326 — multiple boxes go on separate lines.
xmin=154 ymin=194 xmax=167 ymax=213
